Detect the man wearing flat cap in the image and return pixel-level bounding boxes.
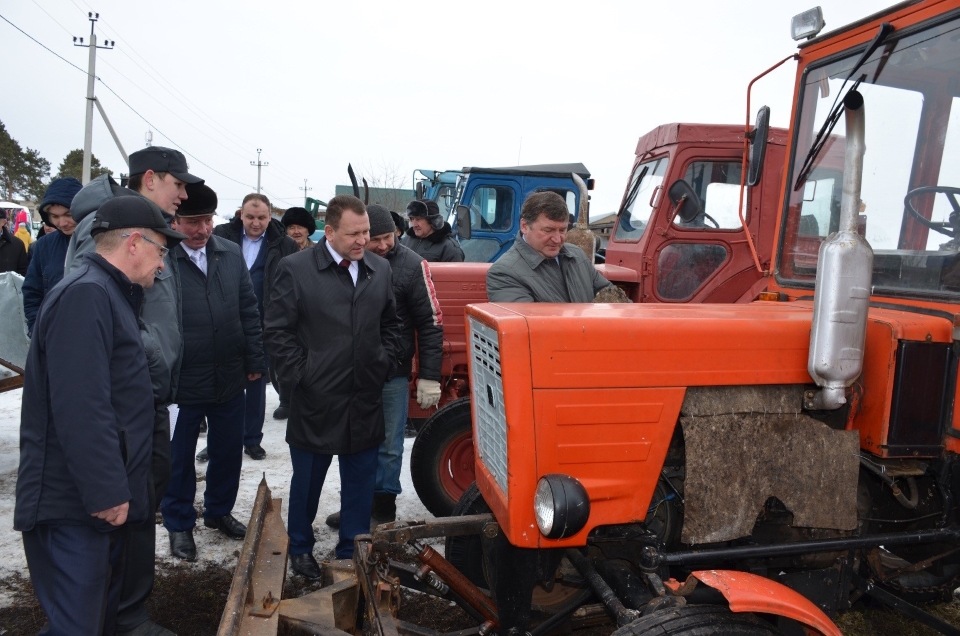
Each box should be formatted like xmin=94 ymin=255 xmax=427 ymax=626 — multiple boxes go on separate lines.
xmin=15 ymin=197 xmax=186 ymax=635
xmin=401 ymin=199 xmax=464 ymax=262
xmin=63 ymin=145 xmax=203 ymax=636
xmin=161 ymin=184 xmax=267 ymax=562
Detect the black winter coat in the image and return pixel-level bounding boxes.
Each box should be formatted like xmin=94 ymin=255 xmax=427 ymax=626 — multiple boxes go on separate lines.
xmin=174 ymin=236 xmax=267 ymax=406
xmin=15 ymin=254 xmax=154 ymax=532
xmin=212 ymin=216 xmax=297 ymax=322
xmin=264 ymin=239 xmax=401 ymax=455
xmin=383 ymin=242 xmax=443 ymax=381
xmin=0 ymin=225 xmax=27 ymax=275
xmin=21 ymin=230 xmax=70 ymax=333
xmin=401 ymin=223 xmax=465 ymax=262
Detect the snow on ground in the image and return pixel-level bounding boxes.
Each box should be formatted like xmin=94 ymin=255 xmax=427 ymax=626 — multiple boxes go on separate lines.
xmin=0 ymin=384 xmax=434 ymax=607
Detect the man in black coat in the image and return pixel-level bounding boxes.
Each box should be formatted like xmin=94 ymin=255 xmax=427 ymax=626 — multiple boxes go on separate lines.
xmin=15 ymin=197 xmax=185 ymax=635
xmin=326 ymin=204 xmax=444 ymax=528
xmin=210 ymin=193 xmax=297 ymax=460
xmin=0 ymin=210 xmax=27 ymax=275
xmin=264 ymin=195 xmax=401 ymax=579
xmin=161 ymin=185 xmax=267 ymax=561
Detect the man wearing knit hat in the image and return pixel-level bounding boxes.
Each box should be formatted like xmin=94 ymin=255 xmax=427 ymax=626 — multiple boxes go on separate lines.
xmin=325 ymin=204 xmax=443 ymax=529
xmin=21 ymin=177 xmax=83 ymax=334
xmin=401 ymin=199 xmax=464 ymax=262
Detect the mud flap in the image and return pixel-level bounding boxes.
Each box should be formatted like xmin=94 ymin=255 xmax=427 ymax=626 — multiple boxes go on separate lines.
xmin=680 ymin=386 xmax=859 ymax=544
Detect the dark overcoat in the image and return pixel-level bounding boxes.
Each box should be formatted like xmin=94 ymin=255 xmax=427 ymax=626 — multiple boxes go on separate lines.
xmin=264 ymin=238 xmax=401 ymax=455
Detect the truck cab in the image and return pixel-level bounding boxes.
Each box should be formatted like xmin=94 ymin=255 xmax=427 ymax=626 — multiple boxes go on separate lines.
xmin=453 ymin=163 xmax=592 ymax=263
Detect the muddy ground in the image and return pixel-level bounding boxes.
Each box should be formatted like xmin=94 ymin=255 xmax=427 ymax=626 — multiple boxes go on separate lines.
xmin=2 ymin=556 xmax=960 ymax=636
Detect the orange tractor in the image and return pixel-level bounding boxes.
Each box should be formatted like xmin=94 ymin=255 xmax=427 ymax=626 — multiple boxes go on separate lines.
xmin=221 ymin=2 xmax=960 ymax=635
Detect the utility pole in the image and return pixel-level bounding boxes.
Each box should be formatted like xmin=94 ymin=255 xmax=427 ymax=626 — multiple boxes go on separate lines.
xmin=299 ymin=179 xmax=312 ymax=205
xmin=74 ymin=13 xmax=114 ymax=185
xmin=250 ymin=149 xmax=268 ymax=194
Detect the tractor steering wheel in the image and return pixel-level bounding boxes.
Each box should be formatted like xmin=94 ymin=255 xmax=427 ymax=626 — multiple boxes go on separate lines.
xmin=904 ymin=186 xmax=960 ymax=238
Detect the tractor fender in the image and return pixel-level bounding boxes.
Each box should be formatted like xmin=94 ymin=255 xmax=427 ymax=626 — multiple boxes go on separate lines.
xmin=690 ymin=570 xmax=842 ymax=636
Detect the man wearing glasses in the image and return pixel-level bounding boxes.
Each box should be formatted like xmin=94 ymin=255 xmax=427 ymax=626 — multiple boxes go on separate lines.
xmin=161 ymin=184 xmax=267 ymax=563
xmin=16 ymin=197 xmax=186 ymax=635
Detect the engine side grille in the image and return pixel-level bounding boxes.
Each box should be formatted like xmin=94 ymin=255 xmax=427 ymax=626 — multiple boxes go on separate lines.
xmin=469 ymin=317 xmax=508 ymax=496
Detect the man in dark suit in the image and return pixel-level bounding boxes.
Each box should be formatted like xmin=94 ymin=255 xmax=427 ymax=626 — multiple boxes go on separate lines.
xmin=161 ymin=185 xmax=267 ymax=561
xmin=264 ymin=194 xmax=400 ymax=579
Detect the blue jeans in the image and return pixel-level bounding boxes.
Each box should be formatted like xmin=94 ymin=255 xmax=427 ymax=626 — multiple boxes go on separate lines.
xmin=287 ymin=444 xmax=378 ymax=560
xmin=375 ymin=376 xmax=409 ymax=496
xmin=161 ymin=393 xmax=245 ymax=532
xmin=243 ymin=373 xmax=268 ymax=446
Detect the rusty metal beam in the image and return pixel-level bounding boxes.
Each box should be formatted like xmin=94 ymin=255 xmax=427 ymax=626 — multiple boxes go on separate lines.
xmin=371 ymin=514 xmax=497 ymax=546
xmin=218 ymin=476 xmax=289 ymax=636
xmin=355 ymin=540 xmax=402 ymax=636
xmin=0 ymin=357 xmax=24 ymax=394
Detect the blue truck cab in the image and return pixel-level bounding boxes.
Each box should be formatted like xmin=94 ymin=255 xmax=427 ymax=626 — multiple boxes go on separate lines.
xmin=452 ymin=162 xmax=592 ymax=262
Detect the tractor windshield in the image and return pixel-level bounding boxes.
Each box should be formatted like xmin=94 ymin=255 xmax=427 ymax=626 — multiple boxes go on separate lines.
xmin=778 ymin=15 xmax=960 ymax=299
xmin=614 ymin=156 xmax=669 ymax=242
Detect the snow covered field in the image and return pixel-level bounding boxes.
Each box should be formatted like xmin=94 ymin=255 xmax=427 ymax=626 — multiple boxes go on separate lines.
xmin=0 ymin=383 xmax=434 ymax=607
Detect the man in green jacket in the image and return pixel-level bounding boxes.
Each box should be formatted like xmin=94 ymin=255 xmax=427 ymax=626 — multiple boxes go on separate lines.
xmin=486 ymin=191 xmax=612 ymax=302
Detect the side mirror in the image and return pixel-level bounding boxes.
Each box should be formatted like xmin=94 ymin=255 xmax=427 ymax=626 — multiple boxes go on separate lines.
xmin=455 ymin=205 xmax=472 ymax=240
xmin=415 ymin=182 xmax=426 ymax=200
xmin=747 ymin=106 xmax=770 ymax=187
xmin=666 ymin=179 xmax=703 ymax=224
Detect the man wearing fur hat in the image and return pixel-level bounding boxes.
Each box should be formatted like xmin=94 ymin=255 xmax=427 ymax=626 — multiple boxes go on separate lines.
xmin=162 ymin=184 xmax=266 ymax=562
xmin=487 ymin=191 xmax=612 ymax=303
xmin=282 ymin=206 xmax=316 ymax=251
xmin=401 ymin=199 xmax=464 ymax=262
xmin=21 ymin=177 xmax=83 ymax=333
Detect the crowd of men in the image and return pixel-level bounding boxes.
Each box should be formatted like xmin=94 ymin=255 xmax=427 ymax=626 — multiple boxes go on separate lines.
xmin=7 ymin=144 xmax=611 ymax=635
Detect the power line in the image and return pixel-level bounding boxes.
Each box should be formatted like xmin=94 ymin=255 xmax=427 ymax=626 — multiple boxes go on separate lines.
xmin=0 ymin=12 xmax=86 ymax=74
xmin=2 ymin=10 xmax=303 ymax=199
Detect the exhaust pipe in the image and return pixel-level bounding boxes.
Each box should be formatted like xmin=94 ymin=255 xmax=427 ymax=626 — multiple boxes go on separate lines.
xmin=806 ymin=90 xmax=873 ymax=411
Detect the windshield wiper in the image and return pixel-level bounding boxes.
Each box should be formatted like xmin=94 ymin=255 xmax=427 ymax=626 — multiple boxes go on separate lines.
xmin=793 ymin=22 xmax=894 ymax=191
xmin=619 ymin=165 xmax=650 ymax=216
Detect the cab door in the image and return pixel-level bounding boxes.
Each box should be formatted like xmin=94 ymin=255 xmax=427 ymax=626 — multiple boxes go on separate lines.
xmin=645 ymin=149 xmax=766 ymax=303
xmin=458 ymin=176 xmax=522 ymax=262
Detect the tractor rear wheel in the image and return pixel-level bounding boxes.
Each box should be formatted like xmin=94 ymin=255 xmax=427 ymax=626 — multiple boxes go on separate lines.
xmin=611 ymin=605 xmax=783 ymax=636
xmin=411 ymin=397 xmax=475 ymax=517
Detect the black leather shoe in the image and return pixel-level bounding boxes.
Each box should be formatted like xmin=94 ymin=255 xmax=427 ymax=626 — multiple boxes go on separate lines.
xmin=169 ymin=531 xmax=196 ymax=561
xmin=244 ymin=444 xmax=266 ymax=460
xmin=325 ymin=511 xmax=340 ymax=529
xmin=290 ymin=552 xmax=322 ymax=579
xmin=272 ymin=405 xmax=289 ymax=420
xmin=195 ymin=446 xmax=208 ymax=462
xmin=204 ymin=513 xmax=247 ymax=539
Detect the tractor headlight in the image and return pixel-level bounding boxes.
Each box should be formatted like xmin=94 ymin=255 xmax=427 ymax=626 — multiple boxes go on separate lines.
xmin=533 ymin=475 xmax=590 ymax=539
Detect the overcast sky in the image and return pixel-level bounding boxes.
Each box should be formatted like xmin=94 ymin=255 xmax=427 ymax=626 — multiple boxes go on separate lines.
xmin=2 ymin=0 xmax=893 ymax=219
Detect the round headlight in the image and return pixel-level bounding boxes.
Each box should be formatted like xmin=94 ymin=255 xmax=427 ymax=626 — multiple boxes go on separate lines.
xmin=533 ymin=474 xmax=590 ymax=539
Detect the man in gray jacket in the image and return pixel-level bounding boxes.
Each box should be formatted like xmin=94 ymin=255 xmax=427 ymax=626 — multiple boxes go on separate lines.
xmin=487 ymin=191 xmax=612 ymax=303
xmin=64 ymin=147 xmax=202 ymax=636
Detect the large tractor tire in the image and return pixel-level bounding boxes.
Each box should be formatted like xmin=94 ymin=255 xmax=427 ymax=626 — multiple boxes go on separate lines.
xmin=611 ymin=605 xmax=783 ymax=636
xmin=411 ymin=397 xmax=475 ymax=517
xmin=445 ymin=483 xmax=590 ymax=616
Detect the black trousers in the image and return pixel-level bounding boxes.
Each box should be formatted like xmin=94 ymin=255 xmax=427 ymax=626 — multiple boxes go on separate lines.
xmin=115 ymin=404 xmax=171 ymax=632
xmin=23 ymin=524 xmax=127 ymax=636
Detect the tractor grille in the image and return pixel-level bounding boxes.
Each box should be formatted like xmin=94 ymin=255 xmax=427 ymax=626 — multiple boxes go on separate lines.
xmin=469 ymin=317 xmax=508 ymax=496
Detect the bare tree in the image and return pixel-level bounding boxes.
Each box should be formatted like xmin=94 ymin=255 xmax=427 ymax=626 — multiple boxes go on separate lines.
xmin=356 ymin=159 xmax=414 ymax=213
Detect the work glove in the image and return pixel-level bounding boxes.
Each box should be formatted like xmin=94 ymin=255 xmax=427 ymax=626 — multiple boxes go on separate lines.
xmin=417 ymin=379 xmax=442 ymax=410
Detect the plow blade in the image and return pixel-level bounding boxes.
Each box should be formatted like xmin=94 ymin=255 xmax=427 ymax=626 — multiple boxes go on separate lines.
xmin=219 ymin=477 xmax=363 ymax=636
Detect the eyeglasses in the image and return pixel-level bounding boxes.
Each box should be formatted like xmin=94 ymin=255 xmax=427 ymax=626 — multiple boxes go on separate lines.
xmin=122 ymin=232 xmax=169 ymax=258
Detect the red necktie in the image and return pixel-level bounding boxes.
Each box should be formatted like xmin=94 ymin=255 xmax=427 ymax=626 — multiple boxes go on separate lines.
xmin=339 ymin=259 xmax=350 ymax=268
